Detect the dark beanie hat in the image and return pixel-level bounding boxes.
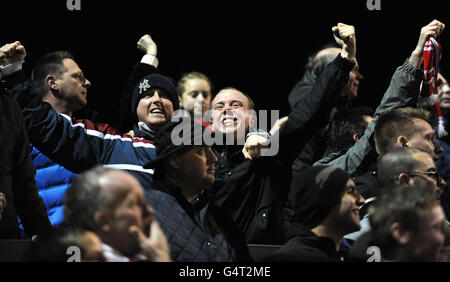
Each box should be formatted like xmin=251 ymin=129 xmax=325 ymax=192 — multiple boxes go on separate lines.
xmin=143 ymin=118 xmax=213 ymax=175
xmin=292 ymin=165 xmax=350 ymax=229
xmin=131 ymin=73 xmax=180 ymax=122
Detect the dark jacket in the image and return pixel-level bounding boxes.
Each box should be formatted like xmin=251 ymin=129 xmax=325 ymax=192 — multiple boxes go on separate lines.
xmin=146 ymin=179 xmax=251 ymax=262
xmin=314 ymin=59 xmax=423 ymax=174
xmin=0 ymin=74 xmax=51 ymax=238
xmin=266 ymin=223 xmax=344 ymax=262
xmin=8 ymin=63 xmax=160 ymax=193
xmin=210 ymin=54 xmax=355 ymax=244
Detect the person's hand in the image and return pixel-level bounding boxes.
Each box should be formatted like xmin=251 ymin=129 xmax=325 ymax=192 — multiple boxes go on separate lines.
xmin=242 ymin=134 xmax=270 ymax=160
xmin=409 ymin=19 xmax=445 ymax=68
xmin=137 ymin=34 xmax=157 ymax=56
xmin=332 ymin=23 xmax=356 ymax=61
xmin=127 ymin=130 xmax=135 ymax=137
xmin=129 ymin=220 xmax=171 ymax=262
xmin=0 ymin=192 xmax=5 ymax=222
xmin=0 ymin=41 xmax=27 ymax=66
xmin=242 ymin=117 xmax=288 ymax=160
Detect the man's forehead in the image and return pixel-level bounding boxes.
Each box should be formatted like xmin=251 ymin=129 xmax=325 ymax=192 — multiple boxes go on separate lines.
xmin=411 ymin=118 xmax=433 ymax=131
xmin=213 ymin=89 xmax=248 ymax=104
xmin=62 ymin=58 xmax=82 ymax=73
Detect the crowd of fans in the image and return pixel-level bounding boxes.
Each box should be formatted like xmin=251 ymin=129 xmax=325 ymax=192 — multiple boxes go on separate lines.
xmin=1 ymin=19 xmax=450 ymax=262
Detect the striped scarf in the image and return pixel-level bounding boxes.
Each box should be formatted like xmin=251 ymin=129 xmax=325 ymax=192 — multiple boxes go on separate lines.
xmin=421 ymin=37 xmax=447 ymax=137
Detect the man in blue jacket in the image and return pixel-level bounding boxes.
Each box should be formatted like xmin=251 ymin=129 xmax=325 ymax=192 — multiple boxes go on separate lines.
xmin=4 ymin=36 xmax=178 ymax=204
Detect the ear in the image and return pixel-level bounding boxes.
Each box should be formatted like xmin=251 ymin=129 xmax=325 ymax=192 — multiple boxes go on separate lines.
xmin=397 ymin=136 xmax=409 ymax=148
xmin=398 ymin=173 xmax=412 ymax=185
xmin=178 ymin=95 xmax=183 ymax=107
xmin=46 ymin=75 xmax=60 ymax=91
xmin=390 ymin=222 xmax=411 ymax=245
xmin=94 ymin=211 xmax=112 ymax=233
xmin=168 ymin=156 xmax=181 ymax=171
xmin=353 ymin=133 xmax=359 ymax=142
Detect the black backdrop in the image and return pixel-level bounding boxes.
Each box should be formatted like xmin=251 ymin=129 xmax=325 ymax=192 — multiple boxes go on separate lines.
xmin=3 ymin=0 xmax=450 ymax=123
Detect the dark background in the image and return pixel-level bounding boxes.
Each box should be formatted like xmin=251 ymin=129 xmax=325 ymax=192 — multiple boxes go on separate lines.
xmin=3 ymin=0 xmax=449 ymax=123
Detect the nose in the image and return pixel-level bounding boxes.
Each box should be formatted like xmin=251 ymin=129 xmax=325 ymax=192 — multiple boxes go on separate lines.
xmin=149 ymin=91 xmax=164 ymax=104
xmin=356 ymin=192 xmax=366 ymax=207
xmin=435 ymin=141 xmax=444 ymax=156
xmin=206 ymin=147 xmax=218 ymax=164
xmin=356 ymin=70 xmax=363 ymax=80
xmin=196 ymin=94 xmax=205 ymax=102
xmin=84 ymin=78 xmax=91 ymax=88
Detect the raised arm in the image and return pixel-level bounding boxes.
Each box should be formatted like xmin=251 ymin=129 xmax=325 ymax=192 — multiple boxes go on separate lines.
xmin=114 ymin=34 xmax=160 ymax=133
xmin=314 ymin=19 xmax=445 ymax=174
xmin=276 ymin=23 xmax=356 ymax=163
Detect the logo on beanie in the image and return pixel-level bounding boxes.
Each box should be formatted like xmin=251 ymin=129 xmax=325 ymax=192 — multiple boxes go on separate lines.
xmin=139 ymin=79 xmax=151 ymax=94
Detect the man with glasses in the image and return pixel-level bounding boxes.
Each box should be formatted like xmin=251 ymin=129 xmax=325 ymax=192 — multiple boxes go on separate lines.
xmin=377 ymin=147 xmax=444 ymax=199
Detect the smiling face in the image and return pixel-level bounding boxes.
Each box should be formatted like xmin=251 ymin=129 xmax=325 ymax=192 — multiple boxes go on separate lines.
xmin=136 ymin=88 xmax=174 ymax=131
xmin=326 ymin=179 xmax=365 ymax=235
xmin=58 ymin=58 xmax=91 ymax=112
xmin=211 ymin=88 xmax=253 ymax=140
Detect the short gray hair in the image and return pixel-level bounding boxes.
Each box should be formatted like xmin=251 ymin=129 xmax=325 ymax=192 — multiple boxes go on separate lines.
xmin=63 ymin=166 xmax=114 ymax=231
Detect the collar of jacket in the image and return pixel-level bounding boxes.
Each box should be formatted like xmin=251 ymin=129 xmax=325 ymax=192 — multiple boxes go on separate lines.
xmin=214 ymin=144 xmax=245 ymax=162
xmin=287 ymin=222 xmax=339 ymax=257
xmin=153 ymin=178 xmax=209 ymax=218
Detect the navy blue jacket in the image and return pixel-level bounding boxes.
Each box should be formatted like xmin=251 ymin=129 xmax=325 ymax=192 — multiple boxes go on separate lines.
xmin=147 ymin=179 xmax=251 ymax=262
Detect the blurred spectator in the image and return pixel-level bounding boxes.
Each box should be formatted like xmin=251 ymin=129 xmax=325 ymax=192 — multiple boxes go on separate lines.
xmin=266 ymin=166 xmax=365 ymax=262
xmin=0 ymin=42 xmax=51 ymax=239
xmin=351 ymin=183 xmax=450 ymax=262
xmin=63 ymin=166 xmax=170 ymax=262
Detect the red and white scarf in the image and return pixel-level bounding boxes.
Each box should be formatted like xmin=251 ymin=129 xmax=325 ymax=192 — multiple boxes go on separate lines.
xmin=421 ymin=37 xmax=447 ymax=137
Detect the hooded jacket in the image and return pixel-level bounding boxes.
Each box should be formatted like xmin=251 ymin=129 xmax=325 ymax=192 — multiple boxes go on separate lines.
xmin=267 ymin=165 xmax=351 ymax=262
xmin=266 ymin=223 xmax=344 ymax=262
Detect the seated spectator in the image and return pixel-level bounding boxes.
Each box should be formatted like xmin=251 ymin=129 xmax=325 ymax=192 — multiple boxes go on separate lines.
xmin=63 ymin=166 xmax=170 ymax=262
xmin=345 ymin=147 xmax=444 ymax=241
xmin=351 ymin=183 xmax=449 ymax=262
xmin=0 ymin=42 xmax=51 ymax=239
xmin=143 ymin=119 xmax=251 ymax=261
xmin=266 ymin=166 xmax=365 ymax=262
